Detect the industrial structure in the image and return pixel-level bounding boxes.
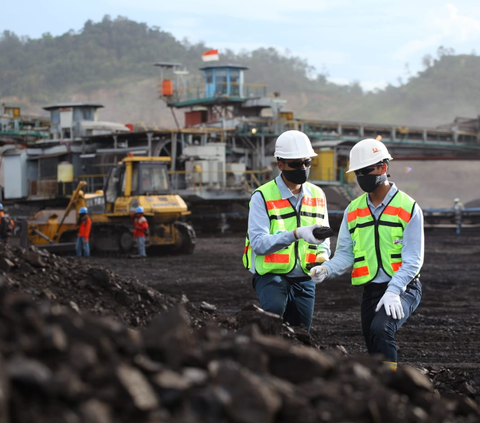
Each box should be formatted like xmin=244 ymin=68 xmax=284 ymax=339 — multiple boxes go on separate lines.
xmin=1 ymin=64 xmax=480 ymax=233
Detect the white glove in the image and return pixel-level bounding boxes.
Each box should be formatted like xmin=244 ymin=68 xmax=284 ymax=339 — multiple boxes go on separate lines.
xmin=375 ymin=291 xmax=405 ymax=320
xmin=295 ymin=224 xmax=322 ymax=244
xmin=310 ymin=266 xmax=328 ymax=284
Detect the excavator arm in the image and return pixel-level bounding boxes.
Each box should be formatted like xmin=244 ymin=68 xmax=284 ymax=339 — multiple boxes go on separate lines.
xmin=52 ymin=181 xmax=87 ymax=243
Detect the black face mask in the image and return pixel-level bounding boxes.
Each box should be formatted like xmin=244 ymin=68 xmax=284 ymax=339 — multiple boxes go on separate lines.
xmin=282 ymin=168 xmax=310 ymax=185
xmin=356 ymin=173 xmax=387 ymax=193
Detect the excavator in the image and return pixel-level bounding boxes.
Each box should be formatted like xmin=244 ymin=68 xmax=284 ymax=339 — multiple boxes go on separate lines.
xmin=24 ymin=155 xmax=196 ymax=255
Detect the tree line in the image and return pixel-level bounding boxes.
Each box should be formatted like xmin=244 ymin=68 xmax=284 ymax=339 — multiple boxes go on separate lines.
xmin=1 ymin=16 xmax=480 ymax=126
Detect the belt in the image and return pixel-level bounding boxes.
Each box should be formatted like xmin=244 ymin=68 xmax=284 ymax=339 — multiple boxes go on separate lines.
xmin=363 ymin=282 xmax=388 ymax=292
xmin=363 ymin=276 xmax=420 ymax=292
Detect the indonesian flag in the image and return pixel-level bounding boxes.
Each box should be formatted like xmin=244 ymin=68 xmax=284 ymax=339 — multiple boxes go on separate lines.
xmin=202 ymin=49 xmax=219 ymax=62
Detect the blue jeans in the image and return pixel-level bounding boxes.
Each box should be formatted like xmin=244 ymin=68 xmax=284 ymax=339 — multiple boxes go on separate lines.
xmin=136 ymin=236 xmax=146 ymax=257
xmin=253 ymin=273 xmax=316 ymax=331
xmin=361 ymin=278 xmax=422 ymax=362
xmin=76 ymin=237 xmax=90 ymax=257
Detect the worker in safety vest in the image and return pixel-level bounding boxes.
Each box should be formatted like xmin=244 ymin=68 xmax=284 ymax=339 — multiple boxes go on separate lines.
xmin=133 ymin=206 xmax=149 ymax=257
xmin=243 ymin=130 xmax=331 ymax=331
xmin=310 ymin=139 xmax=423 ymax=371
xmin=76 ymin=206 xmax=92 ymax=257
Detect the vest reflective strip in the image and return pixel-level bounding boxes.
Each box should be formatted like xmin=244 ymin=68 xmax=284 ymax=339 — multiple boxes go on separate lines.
xmin=352 ymin=266 xmax=369 ymax=278
xmin=383 ymin=206 xmax=411 ymax=223
xmin=300 ymin=211 xmax=325 ymax=219
xmin=303 ymin=197 xmax=325 ymax=207
xmin=266 ymin=199 xmax=291 ymax=210
xmin=265 ymin=253 xmax=290 ymax=263
xmin=392 ymin=262 xmax=402 ymax=272
xmin=348 ymin=207 xmax=371 ymax=222
xmin=306 ymin=253 xmax=317 ymax=263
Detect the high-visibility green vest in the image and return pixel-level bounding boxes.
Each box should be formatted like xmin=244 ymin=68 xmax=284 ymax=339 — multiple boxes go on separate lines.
xmin=242 ymin=180 xmax=327 ymax=275
xmin=347 ymin=190 xmax=416 ymax=285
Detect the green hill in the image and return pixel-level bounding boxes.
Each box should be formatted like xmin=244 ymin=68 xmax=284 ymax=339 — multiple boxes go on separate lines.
xmin=1 ymin=16 xmax=480 ymax=128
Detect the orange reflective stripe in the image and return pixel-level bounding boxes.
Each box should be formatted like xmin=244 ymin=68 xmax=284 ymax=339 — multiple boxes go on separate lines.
xmin=303 ymin=197 xmax=325 ymax=207
xmin=264 ymin=253 xmax=290 ymax=264
xmin=244 ymin=245 xmax=249 ymax=254
xmin=266 ymin=199 xmax=291 ymax=210
xmin=352 ymin=266 xmax=369 ymax=278
xmin=348 ymin=207 xmax=371 ymax=222
xmin=306 ymin=253 xmax=317 ymax=263
xmin=383 ymin=206 xmax=411 ymax=223
xmin=391 ymin=262 xmax=402 ymax=272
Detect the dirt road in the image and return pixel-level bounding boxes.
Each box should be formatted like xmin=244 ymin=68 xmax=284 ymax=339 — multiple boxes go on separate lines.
xmin=88 ymin=228 xmax=480 ymax=376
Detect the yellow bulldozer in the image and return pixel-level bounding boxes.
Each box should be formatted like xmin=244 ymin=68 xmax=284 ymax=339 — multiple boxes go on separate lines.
xmin=24 ymin=155 xmax=196 ymax=255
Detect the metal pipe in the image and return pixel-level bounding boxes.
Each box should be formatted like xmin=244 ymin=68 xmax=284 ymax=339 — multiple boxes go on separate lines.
xmin=33 ymin=228 xmax=55 ymax=244
xmin=147 ymin=132 xmax=153 ymax=157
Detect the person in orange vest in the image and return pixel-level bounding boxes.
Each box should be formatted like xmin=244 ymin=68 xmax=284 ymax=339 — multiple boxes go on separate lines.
xmin=76 ymin=207 xmax=92 ymax=257
xmin=0 ymin=203 xmax=15 ymax=243
xmin=133 ymin=206 xmax=149 ymax=257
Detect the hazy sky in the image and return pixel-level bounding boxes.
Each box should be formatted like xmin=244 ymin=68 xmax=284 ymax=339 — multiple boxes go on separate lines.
xmin=2 ymin=1 xmax=480 ymax=91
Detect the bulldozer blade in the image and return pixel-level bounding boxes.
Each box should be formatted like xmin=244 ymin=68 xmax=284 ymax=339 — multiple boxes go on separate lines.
xmin=36 ymin=242 xmax=77 ymax=254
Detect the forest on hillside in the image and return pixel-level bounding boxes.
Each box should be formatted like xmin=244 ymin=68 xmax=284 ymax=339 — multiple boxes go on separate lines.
xmin=1 ymin=16 xmax=480 ymax=127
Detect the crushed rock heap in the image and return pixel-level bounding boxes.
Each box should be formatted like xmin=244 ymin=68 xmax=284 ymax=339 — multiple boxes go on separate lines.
xmin=0 ymin=243 xmax=479 ymax=423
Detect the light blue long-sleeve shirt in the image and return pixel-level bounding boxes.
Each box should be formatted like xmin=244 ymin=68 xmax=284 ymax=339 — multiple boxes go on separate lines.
xmin=322 ymin=182 xmax=424 ymax=295
xmin=247 ymin=174 xmax=331 ymax=277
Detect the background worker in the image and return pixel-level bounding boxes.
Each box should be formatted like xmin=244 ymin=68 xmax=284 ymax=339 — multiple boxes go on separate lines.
xmin=310 ymin=138 xmax=423 ymax=370
xmin=0 ymin=203 xmax=15 ymax=243
xmin=76 ymin=206 xmax=92 ymax=257
xmin=133 ymin=206 xmax=149 ymax=257
xmin=453 ymin=198 xmax=464 ymax=235
xmin=243 ymin=130 xmax=331 ymax=331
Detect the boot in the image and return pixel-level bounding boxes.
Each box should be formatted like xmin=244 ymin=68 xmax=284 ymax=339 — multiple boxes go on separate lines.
xmin=383 ymin=361 xmax=397 ymax=371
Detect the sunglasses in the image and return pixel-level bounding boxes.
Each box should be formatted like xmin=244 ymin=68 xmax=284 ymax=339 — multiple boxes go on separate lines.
xmin=280 ymin=158 xmax=312 ymax=169
xmin=354 ymin=163 xmax=383 ymax=176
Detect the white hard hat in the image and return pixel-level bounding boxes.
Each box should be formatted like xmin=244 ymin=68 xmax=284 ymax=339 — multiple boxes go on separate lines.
xmin=347 ymin=138 xmax=393 ymax=173
xmin=274 ymin=130 xmax=317 ymax=159
xmin=454 ymin=198 xmax=460 ymax=203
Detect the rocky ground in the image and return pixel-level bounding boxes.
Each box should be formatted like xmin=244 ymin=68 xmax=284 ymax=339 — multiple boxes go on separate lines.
xmin=0 ymin=227 xmax=479 ymax=422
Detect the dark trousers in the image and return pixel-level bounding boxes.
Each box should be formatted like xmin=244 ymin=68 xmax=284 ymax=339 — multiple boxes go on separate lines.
xmin=253 ymin=273 xmax=316 ymax=331
xmin=361 ymin=278 xmax=422 ymax=362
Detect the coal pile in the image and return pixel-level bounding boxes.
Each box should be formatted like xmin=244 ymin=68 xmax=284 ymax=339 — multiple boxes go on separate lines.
xmin=0 ymin=243 xmax=314 ymax=341
xmin=0 ymin=243 xmax=178 ymax=327
xmin=0 ymin=243 xmax=479 ymax=422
